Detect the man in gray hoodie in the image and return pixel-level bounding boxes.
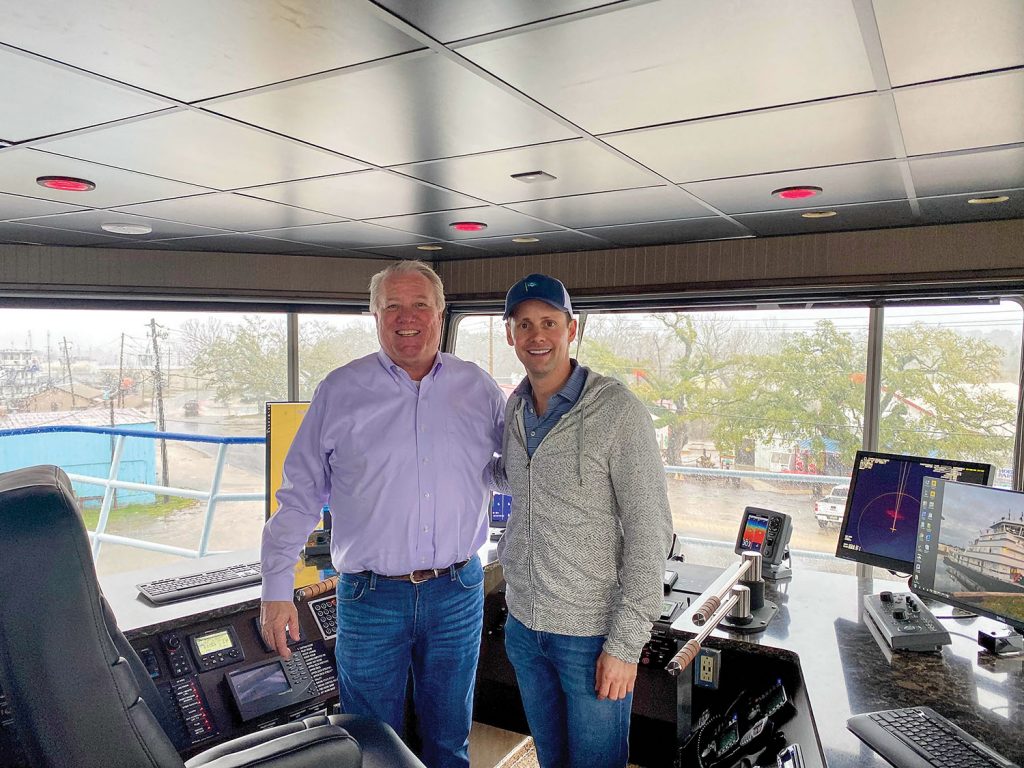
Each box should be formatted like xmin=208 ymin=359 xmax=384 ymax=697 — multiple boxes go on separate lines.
xmin=493 ymin=273 xmax=674 ymax=768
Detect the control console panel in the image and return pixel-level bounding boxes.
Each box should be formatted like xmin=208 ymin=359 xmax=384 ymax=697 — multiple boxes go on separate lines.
xmin=863 ymin=591 xmax=951 ymax=652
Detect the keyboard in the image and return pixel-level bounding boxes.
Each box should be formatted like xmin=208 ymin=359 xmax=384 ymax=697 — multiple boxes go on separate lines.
xmin=308 ymin=595 xmax=337 ymax=640
xmin=848 ymin=706 xmax=1019 ymax=768
xmin=137 ymin=561 xmax=262 ymax=605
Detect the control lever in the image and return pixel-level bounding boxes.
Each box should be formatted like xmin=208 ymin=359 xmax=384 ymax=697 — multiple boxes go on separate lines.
xmin=666 ymin=583 xmax=750 ymax=675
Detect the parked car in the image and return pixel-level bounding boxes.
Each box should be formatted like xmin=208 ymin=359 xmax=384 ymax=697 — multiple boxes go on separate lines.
xmin=183 ymin=400 xmax=200 ymax=417
xmin=814 ymin=484 xmax=850 ymax=528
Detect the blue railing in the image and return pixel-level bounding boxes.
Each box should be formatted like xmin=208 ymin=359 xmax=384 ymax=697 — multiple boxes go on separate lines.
xmin=0 ymin=425 xmax=265 ymax=562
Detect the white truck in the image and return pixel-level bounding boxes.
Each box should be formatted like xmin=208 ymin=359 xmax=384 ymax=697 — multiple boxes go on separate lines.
xmin=814 ymin=484 xmax=849 ymax=528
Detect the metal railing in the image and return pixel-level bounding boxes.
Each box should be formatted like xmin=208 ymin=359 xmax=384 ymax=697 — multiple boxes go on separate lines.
xmin=0 ymin=425 xmax=264 ymax=561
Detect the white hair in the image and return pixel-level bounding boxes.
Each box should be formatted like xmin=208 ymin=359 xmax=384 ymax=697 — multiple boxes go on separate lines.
xmin=368 ymin=260 xmax=445 ymax=314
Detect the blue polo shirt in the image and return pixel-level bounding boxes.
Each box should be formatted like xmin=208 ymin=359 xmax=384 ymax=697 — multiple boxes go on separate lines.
xmin=516 ymin=360 xmax=588 ymax=458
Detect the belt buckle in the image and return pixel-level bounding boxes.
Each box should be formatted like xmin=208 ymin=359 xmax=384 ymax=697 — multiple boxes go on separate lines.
xmin=410 ymin=568 xmax=435 ymax=584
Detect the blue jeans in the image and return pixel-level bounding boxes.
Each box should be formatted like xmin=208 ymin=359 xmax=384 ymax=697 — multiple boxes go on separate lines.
xmin=334 ymin=557 xmax=484 ymax=768
xmin=504 ymin=614 xmax=632 ymax=768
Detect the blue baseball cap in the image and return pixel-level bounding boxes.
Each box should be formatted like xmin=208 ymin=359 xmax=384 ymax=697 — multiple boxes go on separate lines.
xmin=503 ymin=273 xmax=573 ymax=320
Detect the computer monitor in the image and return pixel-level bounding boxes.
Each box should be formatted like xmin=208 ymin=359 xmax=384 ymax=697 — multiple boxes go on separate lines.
xmin=835 ymin=451 xmax=993 ymax=573
xmin=912 ymin=479 xmax=1024 ymax=631
xmin=489 ymin=493 xmax=512 ymax=529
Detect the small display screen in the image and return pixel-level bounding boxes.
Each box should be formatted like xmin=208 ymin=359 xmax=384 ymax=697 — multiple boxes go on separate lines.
xmin=231 ymin=662 xmax=291 ymax=704
xmin=194 ymin=629 xmax=234 ymax=656
xmin=740 ymin=514 xmax=769 ymax=552
xmin=490 ymin=493 xmax=512 ymax=528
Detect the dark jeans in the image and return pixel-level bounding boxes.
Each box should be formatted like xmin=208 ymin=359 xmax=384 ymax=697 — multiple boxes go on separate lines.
xmin=334 ymin=556 xmax=484 ymax=768
xmin=505 ymin=614 xmax=632 ymax=768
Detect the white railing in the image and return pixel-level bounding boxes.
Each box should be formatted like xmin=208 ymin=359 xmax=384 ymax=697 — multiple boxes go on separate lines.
xmin=0 ymin=425 xmax=264 ymax=561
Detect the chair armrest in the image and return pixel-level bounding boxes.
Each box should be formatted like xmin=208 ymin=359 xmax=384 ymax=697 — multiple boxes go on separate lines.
xmin=185 ymin=724 xmax=360 ymax=768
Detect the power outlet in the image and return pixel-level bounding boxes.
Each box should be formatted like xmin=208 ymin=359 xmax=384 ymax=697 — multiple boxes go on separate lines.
xmin=694 ymin=648 xmax=721 ymax=689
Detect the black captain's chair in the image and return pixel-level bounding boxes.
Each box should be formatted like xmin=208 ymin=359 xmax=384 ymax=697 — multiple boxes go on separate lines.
xmin=0 ymin=465 xmax=424 ymax=768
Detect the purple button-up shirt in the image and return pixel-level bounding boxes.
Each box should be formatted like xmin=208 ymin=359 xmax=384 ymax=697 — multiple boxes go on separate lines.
xmin=261 ymin=350 xmax=505 ymax=601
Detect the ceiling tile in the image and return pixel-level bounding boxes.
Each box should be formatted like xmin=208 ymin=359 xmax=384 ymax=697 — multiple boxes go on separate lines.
xmin=0 ymin=0 xmax=421 ymax=102
xmin=460 ymin=0 xmax=874 ymax=134
xmin=682 ymin=160 xmax=908 ymax=214
xmin=0 ymin=191 xmax=86 ymax=222
xmin=244 ymin=171 xmax=481 ymax=219
xmin=356 ymin=241 xmax=493 ymax=260
xmin=374 ymin=0 xmax=622 ymax=43
xmin=366 ymin=206 xmax=561 ymax=240
xmin=579 ymin=217 xmax=747 ymax=246
xmin=0 ymin=148 xmax=208 ymax=208
xmin=454 ymin=229 xmax=612 ymax=258
xmin=508 ymin=186 xmax=711 ymax=228
xmin=918 ymin=188 xmax=1024 ymax=224
xmin=0 ymin=221 xmax=123 ymax=246
xmin=395 ymin=140 xmax=655 ymax=203
xmin=895 ymin=71 xmax=1024 ymax=156
xmin=134 ymin=233 xmax=346 ymax=256
xmin=909 ymin=146 xmax=1024 ymax=197
xmin=208 ymin=53 xmax=576 ymax=166
xmin=0 ymin=48 xmax=172 ymax=143
xmin=874 ymin=0 xmax=1024 ymax=86
xmin=606 ymin=95 xmax=899 ymax=183
xmin=254 ymin=221 xmax=425 ymax=248
xmin=39 ymin=110 xmax=364 ymax=190
xmin=113 ymin=193 xmax=342 ymax=232
xmin=11 ymin=209 xmax=229 ymax=240
xmin=733 ymin=200 xmax=915 ymax=237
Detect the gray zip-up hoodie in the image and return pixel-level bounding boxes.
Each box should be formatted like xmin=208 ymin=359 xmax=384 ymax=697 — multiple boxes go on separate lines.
xmin=493 ymin=366 xmax=674 ymax=662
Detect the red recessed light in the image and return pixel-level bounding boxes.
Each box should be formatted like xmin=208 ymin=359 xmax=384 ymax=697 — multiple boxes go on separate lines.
xmin=450 ymin=221 xmax=487 ymax=232
xmin=771 ymin=186 xmax=822 ymax=200
xmin=36 ymin=175 xmax=96 ymax=192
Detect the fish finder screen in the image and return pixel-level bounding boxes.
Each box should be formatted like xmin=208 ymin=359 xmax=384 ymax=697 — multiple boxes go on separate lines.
xmin=740 ymin=513 xmax=769 ymax=553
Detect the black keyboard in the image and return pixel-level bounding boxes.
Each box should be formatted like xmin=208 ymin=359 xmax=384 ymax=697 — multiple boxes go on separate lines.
xmin=137 ymin=561 xmax=262 ymax=605
xmin=308 ymin=595 xmax=337 ymax=640
xmin=848 ymin=707 xmax=1018 ymax=768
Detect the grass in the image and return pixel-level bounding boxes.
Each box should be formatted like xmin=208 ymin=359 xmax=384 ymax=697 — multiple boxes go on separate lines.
xmin=80 ymin=495 xmax=196 ymax=529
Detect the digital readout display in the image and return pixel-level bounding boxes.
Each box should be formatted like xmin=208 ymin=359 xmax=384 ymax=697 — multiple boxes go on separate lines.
xmin=194 ymin=629 xmax=234 ymax=656
xmin=740 ymin=514 xmax=769 ymax=552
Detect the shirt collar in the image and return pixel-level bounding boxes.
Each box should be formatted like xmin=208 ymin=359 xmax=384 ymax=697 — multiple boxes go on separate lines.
xmin=514 ymin=359 xmax=582 ymax=402
xmin=376 ymin=349 xmax=443 ymax=383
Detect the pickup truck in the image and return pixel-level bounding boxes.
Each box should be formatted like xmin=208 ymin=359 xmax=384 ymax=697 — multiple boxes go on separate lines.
xmin=814 ymin=485 xmax=849 ymax=528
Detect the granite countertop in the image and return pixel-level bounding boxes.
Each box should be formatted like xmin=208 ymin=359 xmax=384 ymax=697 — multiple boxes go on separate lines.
xmin=683 ymin=568 xmax=1024 ymax=767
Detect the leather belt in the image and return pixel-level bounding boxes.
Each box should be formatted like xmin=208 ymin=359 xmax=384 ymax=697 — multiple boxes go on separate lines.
xmin=378 ymin=559 xmax=470 ymax=584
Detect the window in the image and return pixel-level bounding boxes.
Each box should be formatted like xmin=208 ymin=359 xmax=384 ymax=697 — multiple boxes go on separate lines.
xmin=297 ymin=314 xmax=378 ymax=400
xmin=451 ymin=299 xmax=1024 ymax=575
xmin=0 ymin=307 xmax=288 ymax=574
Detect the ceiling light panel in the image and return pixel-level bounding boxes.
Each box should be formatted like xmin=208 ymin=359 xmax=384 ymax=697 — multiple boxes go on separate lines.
xmin=606 ymin=95 xmax=899 ymax=183
xmin=682 ymin=160 xmax=907 ymax=214
xmin=372 ymin=0 xmax=621 ymax=44
xmin=0 ymin=0 xmax=421 ymax=102
xmin=873 ymin=0 xmax=1024 ymax=86
xmin=244 ymin=170 xmax=481 ymax=219
xmin=508 ymin=186 xmax=711 ymax=229
xmin=0 ymin=48 xmax=172 ymax=143
xmin=395 ymin=140 xmax=655 ymax=203
xmin=208 ymin=53 xmax=575 ymax=167
xmin=460 ymin=0 xmax=874 ymax=134
xmin=113 ymin=193 xmax=343 ymax=232
xmin=366 ymin=206 xmax=560 ymax=240
xmin=39 ymin=110 xmax=365 ymax=190
xmin=909 ymin=146 xmax=1024 ymax=197
xmin=0 ymin=148 xmax=206 ymax=208
xmin=895 ymin=70 xmax=1024 ymax=156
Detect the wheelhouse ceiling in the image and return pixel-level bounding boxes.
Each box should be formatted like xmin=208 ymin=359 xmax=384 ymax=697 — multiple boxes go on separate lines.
xmin=0 ymin=0 xmax=1022 ymax=261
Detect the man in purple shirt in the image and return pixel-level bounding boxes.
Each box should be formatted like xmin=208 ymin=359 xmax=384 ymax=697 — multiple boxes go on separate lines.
xmin=260 ymin=260 xmax=505 ymax=768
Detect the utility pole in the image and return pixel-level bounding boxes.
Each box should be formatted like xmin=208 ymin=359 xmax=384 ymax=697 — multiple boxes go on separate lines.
xmin=46 ymin=331 xmax=52 ymax=385
xmin=61 ymin=337 xmax=75 ymax=407
xmin=150 ymin=319 xmax=169 ymax=495
xmin=117 ymin=333 xmax=125 ymax=408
